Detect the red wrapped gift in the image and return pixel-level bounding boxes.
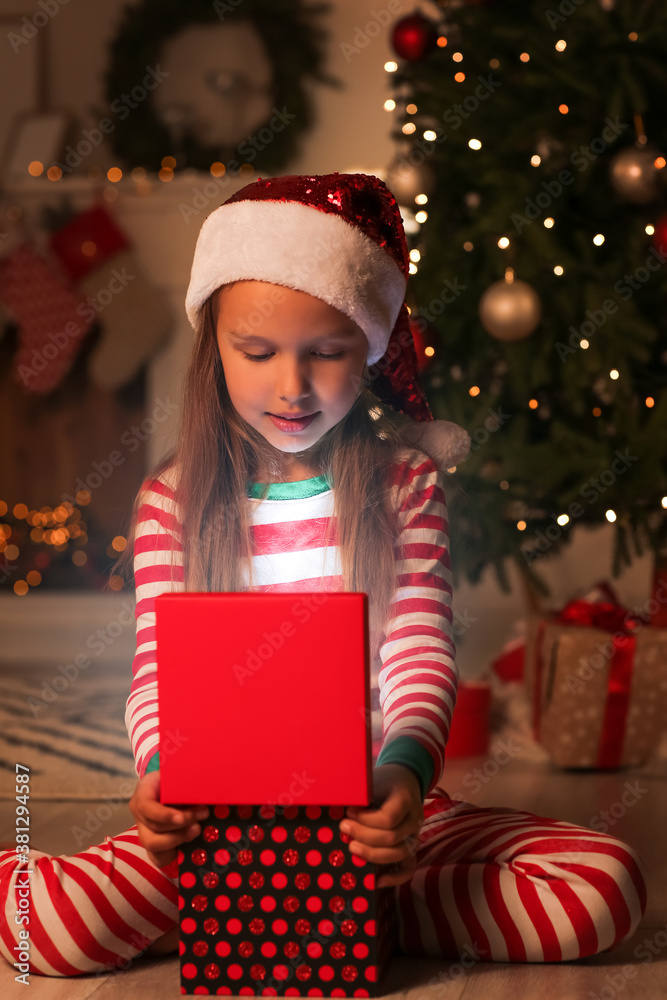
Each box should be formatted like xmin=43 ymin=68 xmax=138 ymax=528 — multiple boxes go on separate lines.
xmin=525 ymin=582 xmax=667 ymax=768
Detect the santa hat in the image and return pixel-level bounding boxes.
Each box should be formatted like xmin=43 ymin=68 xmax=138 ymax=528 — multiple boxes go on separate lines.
xmin=185 ymin=172 xmax=470 ymax=470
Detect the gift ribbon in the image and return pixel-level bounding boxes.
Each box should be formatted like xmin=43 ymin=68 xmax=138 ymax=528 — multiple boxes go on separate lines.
xmin=532 ymin=584 xmax=648 ymax=768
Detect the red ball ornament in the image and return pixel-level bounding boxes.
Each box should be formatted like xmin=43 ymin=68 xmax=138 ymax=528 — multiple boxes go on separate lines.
xmin=653 ymin=215 xmax=667 ymax=256
xmin=409 ymin=316 xmax=436 ymax=372
xmin=391 ymin=14 xmax=437 ymax=61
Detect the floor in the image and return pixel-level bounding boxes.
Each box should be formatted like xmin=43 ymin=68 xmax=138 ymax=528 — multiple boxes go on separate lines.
xmin=1 ymin=748 xmax=666 ymax=999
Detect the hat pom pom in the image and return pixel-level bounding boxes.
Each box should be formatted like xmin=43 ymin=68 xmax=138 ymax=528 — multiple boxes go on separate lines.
xmin=398 ymin=418 xmax=471 ymax=470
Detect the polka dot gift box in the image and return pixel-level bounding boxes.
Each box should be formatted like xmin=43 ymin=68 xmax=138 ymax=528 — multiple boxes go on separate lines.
xmin=154 ymin=593 xmax=398 ymax=995
xmin=176 ymin=803 xmax=397 ymax=996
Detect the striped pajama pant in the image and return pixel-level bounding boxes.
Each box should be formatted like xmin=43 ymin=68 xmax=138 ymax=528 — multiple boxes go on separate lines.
xmin=0 ymin=787 xmax=648 ymax=977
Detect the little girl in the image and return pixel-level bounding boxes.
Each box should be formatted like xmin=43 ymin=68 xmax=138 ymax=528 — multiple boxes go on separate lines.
xmin=0 ymin=172 xmax=647 ymax=978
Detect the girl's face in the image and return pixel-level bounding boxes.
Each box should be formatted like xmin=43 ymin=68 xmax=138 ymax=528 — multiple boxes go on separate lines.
xmin=216 ymin=280 xmax=369 ymax=462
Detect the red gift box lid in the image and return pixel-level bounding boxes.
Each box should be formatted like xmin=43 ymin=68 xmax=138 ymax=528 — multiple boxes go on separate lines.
xmin=155 ymin=592 xmax=372 ymax=806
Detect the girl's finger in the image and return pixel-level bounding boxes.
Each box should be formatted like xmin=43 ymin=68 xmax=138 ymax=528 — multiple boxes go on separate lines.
xmin=141 ymin=823 xmax=202 ymax=854
xmin=340 ymin=814 xmax=418 ymax=848
xmin=346 ymin=840 xmax=412 ymax=866
xmin=376 ymin=856 xmax=416 ymax=889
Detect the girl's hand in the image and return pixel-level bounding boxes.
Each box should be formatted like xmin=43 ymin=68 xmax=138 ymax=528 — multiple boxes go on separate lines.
xmin=338 ymin=764 xmax=424 ymax=888
xmin=129 ymin=770 xmax=210 ymax=870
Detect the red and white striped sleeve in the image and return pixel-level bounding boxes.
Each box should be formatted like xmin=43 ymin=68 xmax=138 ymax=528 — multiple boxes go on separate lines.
xmin=124 ymin=471 xmax=184 ymax=779
xmin=376 ymin=450 xmax=458 ymax=797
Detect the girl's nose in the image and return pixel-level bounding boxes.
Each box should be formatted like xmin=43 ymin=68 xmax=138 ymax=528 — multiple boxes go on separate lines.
xmin=278 ymin=360 xmax=311 ymax=402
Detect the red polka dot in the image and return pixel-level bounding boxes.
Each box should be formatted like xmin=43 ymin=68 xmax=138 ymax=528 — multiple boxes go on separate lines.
xmin=306 ymin=850 xmax=322 ymax=866
xmin=214 ymin=806 xmax=230 ymax=819
xmin=284 ymin=940 xmax=300 ymax=958
xmin=283 ymin=806 xmax=299 ymax=820
xmin=250 ymin=963 xmax=266 ymax=980
xmin=238 ymin=850 xmax=254 ymax=865
xmin=203 ymin=918 xmax=220 ymax=935
xmin=239 ymin=941 xmax=254 ymax=957
xmin=178 ymin=939 xmax=185 ymax=956
xmin=214 ymin=848 xmax=230 ymax=866
xmin=316 ymin=827 xmax=333 ymax=843
xmin=341 ymin=920 xmax=358 ymax=936
xmin=273 ymin=965 xmax=289 ymax=980
xmin=342 ymin=966 xmax=358 ymax=982
xmin=328 ymin=806 xmax=344 ymax=820
xmin=248 ymin=825 xmax=264 ymax=842
xmin=330 ymin=941 xmax=346 ymax=959
xmin=318 ymin=873 xmax=334 ymax=890
xmin=318 ymin=965 xmax=334 ymax=981
xmin=226 ymin=918 xmax=242 ymax=934
xmin=191 ymin=849 xmax=207 ymax=866
xmin=192 ymin=894 xmax=208 ymax=911
xmin=329 ymin=896 xmax=345 ymax=913
xmin=237 ymin=805 xmax=253 ymax=819
xmin=262 ymin=990 xmax=278 ymax=997
xmin=317 ymin=919 xmax=334 ymax=936
xmin=240 ymin=989 xmax=255 ymax=996
xmin=227 ymin=963 xmax=243 ymax=980
xmin=341 ymin=873 xmax=356 ymax=890
xmin=351 ymin=854 xmax=367 ymax=868
xmin=352 ymin=943 xmax=369 ymax=959
xmin=193 ymin=940 xmax=209 ymax=957
xmin=238 ymin=895 xmax=254 ymax=912
xmin=295 ymin=873 xmax=310 ymax=889
xmin=295 ymin=919 xmax=311 ymax=935
xmin=178 ymin=895 xmax=185 ymax=910
xmin=306 ymin=806 xmax=321 ymax=820
xmin=364 ymin=920 xmax=376 ymax=936
xmin=364 ymin=965 xmax=377 ymax=982
xmin=260 ymin=895 xmax=277 ymax=912
xmin=306 ymin=942 xmax=322 ymax=958
xmin=193 ymin=986 xmax=209 ymax=995
xmin=294 ymin=826 xmax=311 ymax=843
xmin=353 ymin=990 xmax=370 ymax=998
xmin=225 ymin=826 xmax=242 ymax=842
xmin=249 ymin=918 xmax=265 ymax=934
xmin=283 ymin=849 xmax=299 ymax=866
xmin=271 ymin=826 xmax=287 ymax=843
xmin=217 ymin=989 xmax=233 ymax=996
xmin=272 ymin=918 xmax=288 ymax=935
xmin=363 ymin=874 xmax=375 ymax=891
xmin=260 ymin=850 xmax=276 ymax=865
xmin=283 ymin=895 xmax=299 ymax=912
xmin=259 ymin=805 xmax=275 ymax=820
xmin=329 ymin=850 xmax=345 ymax=867
xmin=272 ymin=872 xmax=288 ymax=889
xmin=205 ymin=962 xmax=221 ymax=979
xmin=226 ymin=872 xmax=242 ymax=889
xmin=215 ymin=941 xmax=232 ymax=957
xmin=332 ymin=990 xmax=348 ymax=997
xmin=181 ymin=918 xmax=197 ymax=934
xmin=249 ymin=872 xmax=265 ymax=889
xmin=352 ymin=897 xmax=368 ymax=913
xmin=287 ymin=987 xmax=302 ymax=994
xmin=307 ymin=989 xmax=323 ymax=996
xmin=203 ymin=872 xmax=219 ymax=888
xmin=306 ymin=896 xmax=322 ymax=912
xmin=182 ymin=962 xmax=198 ymax=979
xmin=203 ymin=825 xmax=219 ymax=842
xmin=261 ymin=941 xmax=277 ymax=957
xmin=181 ymin=871 xmax=196 ymax=888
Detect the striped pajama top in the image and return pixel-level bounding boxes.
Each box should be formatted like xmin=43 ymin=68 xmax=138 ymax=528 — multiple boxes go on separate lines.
xmin=125 ymin=449 xmax=457 ymax=801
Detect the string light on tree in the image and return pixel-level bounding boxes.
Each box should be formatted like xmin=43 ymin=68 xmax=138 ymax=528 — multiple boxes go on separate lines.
xmin=610 ymin=143 xmax=665 ymax=204
xmin=479 ymin=267 xmax=542 ymax=341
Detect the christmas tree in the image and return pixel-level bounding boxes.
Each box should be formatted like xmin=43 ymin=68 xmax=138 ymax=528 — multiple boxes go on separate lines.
xmin=385 ymin=0 xmax=667 ymax=597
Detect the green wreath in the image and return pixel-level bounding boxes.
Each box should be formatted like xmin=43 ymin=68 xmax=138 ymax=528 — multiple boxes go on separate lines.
xmin=103 ymin=0 xmax=341 ymax=173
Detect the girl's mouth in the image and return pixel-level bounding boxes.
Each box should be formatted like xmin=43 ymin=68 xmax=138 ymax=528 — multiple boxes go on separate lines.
xmin=267 ymin=412 xmax=319 ymax=433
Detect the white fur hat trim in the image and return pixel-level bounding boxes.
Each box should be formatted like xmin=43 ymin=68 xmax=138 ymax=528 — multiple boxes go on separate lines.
xmin=185 ymin=200 xmax=407 ymax=365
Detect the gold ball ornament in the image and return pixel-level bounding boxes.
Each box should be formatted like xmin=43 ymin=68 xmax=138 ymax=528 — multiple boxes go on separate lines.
xmin=609 ymin=146 xmax=662 ymax=204
xmin=385 ymin=157 xmax=436 ymax=206
xmin=479 ymin=275 xmax=542 ymax=341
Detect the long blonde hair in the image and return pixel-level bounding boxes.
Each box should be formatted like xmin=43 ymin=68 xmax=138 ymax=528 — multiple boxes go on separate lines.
xmin=115 ymin=285 xmax=414 ymax=659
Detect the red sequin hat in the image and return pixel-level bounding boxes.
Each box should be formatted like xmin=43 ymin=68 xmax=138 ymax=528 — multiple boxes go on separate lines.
xmin=185 ymin=172 xmax=470 ymax=467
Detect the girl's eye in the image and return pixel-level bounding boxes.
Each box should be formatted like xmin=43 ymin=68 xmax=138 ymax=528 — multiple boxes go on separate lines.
xmin=242 ymin=350 xmax=346 ymax=362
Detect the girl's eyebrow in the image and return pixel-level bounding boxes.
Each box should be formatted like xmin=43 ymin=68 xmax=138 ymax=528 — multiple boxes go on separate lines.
xmin=227 ymin=328 xmax=357 ymax=343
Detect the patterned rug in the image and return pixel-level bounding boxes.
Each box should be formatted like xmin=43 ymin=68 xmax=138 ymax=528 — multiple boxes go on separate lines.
xmin=0 ymin=662 xmax=137 ymax=800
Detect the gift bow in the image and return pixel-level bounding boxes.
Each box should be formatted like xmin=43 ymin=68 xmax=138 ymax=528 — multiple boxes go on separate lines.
xmin=534 ymin=584 xmax=648 ymax=768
